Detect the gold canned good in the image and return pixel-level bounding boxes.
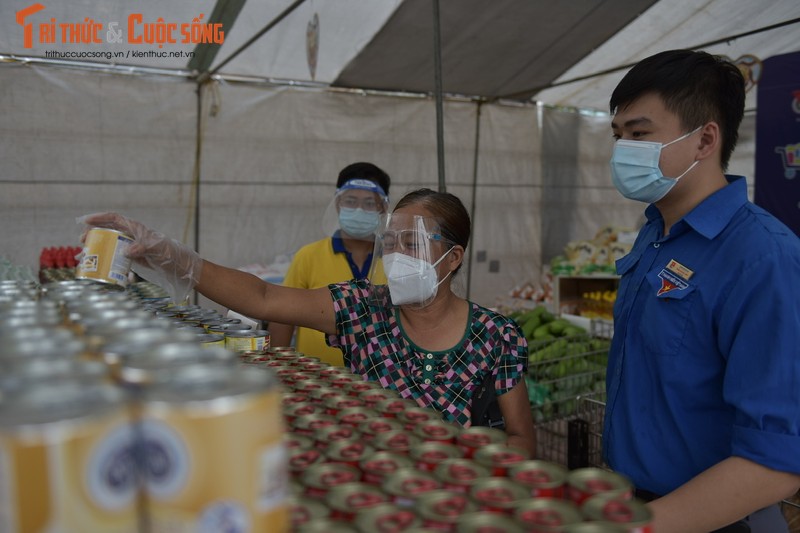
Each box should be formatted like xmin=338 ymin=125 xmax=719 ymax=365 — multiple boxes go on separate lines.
xmin=508 ymin=459 xmax=568 ymax=498
xmin=375 ymin=397 xmax=420 ymax=418
xmin=139 ymin=364 xmax=289 ymax=532
xmin=566 ymin=467 xmax=633 ymax=506
xmin=468 ymin=476 xmax=530 ymax=514
xmin=76 ymin=227 xmax=134 ymax=288
xmin=313 ymin=424 xmax=359 ymax=449
xmin=307 ymin=386 xmax=346 ymax=404
xmin=358 ymin=451 xmax=415 ymax=486
xmin=0 ymin=382 xmax=137 ymax=532
xmin=433 ymin=458 xmax=491 ymax=493
xmin=284 ymin=401 xmax=325 ymax=424
xmin=581 ymin=493 xmax=653 ymax=533
xmin=514 ymin=498 xmax=585 ymax=532
xmin=383 ymin=466 xmax=443 ymax=507
xmin=224 ymin=329 xmax=270 ymax=354
xmin=472 ymin=442 xmax=530 ymax=477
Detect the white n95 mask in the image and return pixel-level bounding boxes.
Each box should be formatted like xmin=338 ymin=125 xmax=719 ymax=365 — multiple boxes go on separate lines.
xmin=383 ymin=248 xmax=453 ymax=306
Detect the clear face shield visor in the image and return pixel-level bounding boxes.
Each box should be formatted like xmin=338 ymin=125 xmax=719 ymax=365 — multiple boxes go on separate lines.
xmin=321 ymin=179 xmax=389 ymax=241
xmin=368 ymin=213 xmax=454 ymax=308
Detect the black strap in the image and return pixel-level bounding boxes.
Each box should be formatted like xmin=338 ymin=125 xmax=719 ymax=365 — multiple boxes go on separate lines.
xmin=471 ymin=372 xmax=505 ymax=429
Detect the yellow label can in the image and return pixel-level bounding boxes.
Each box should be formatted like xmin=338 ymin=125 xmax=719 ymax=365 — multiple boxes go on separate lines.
xmin=76 ymin=228 xmax=134 ymax=288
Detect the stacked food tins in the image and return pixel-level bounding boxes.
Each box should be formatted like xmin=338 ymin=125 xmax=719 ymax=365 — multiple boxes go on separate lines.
xmin=0 ymin=279 xmax=288 ymax=533
xmin=0 ymin=278 xmax=651 ymax=533
xmin=256 ymin=347 xmax=652 ymax=533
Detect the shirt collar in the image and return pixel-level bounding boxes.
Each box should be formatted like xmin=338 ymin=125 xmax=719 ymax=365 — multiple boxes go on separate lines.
xmin=331 ymin=231 xmax=346 ymax=253
xmin=644 ymin=175 xmax=748 ymax=240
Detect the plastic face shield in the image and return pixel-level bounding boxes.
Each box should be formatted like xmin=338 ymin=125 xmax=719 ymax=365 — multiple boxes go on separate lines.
xmin=321 ymin=179 xmax=389 ymax=240
xmin=368 ymin=213 xmax=450 ymax=308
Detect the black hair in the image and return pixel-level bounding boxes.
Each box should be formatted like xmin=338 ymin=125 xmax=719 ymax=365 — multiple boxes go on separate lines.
xmin=394 ymin=188 xmax=471 ymax=273
xmin=610 ymin=49 xmax=745 ymax=171
xmin=336 ymin=162 xmax=391 ymax=195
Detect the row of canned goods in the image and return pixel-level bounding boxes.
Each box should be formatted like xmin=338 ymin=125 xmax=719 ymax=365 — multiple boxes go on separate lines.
xmin=0 ymin=279 xmax=290 ymax=532
xmin=245 ymin=347 xmax=652 ymax=532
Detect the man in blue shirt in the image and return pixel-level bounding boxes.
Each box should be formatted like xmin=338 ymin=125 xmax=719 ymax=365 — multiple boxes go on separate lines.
xmin=604 ymin=49 xmax=800 ymax=532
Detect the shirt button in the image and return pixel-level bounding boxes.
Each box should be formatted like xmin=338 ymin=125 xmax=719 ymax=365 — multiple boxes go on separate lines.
xmin=424 ymin=378 xmax=431 ymax=384
xmin=653 ymin=243 xmax=660 ymax=248
xmin=426 ymin=353 xmax=433 ymax=359
xmin=425 ymin=364 xmax=433 ymax=371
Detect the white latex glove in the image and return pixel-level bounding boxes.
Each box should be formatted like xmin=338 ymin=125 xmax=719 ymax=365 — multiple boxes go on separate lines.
xmin=77 ymin=212 xmax=202 ymax=304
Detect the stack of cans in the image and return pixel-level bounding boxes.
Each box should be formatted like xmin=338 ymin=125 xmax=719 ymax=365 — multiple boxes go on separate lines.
xmin=0 ymin=279 xmax=289 ymax=533
xmin=250 ymin=346 xmax=652 ymax=533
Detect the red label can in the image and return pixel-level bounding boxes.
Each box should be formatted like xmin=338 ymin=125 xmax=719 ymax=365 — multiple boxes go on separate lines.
xmin=514 ymin=498 xmax=584 ymax=532
xmin=408 ymin=441 xmax=463 ymax=472
xmin=472 ymin=443 xmax=530 ymax=477
xmin=433 ymin=458 xmax=491 ymax=493
xmin=456 ymin=426 xmax=507 ymax=458
xmin=468 ymin=477 xmax=530 ymax=514
xmin=582 ymin=493 xmax=653 ymax=533
xmin=359 ymin=451 xmax=414 ymax=486
xmin=567 ymin=468 xmax=633 ymax=506
xmin=383 ymin=466 xmax=443 ymax=508
xmin=507 ymin=459 xmax=568 ymax=498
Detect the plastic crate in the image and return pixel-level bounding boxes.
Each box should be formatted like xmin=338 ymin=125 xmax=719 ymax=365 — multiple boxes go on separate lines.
xmin=526 ymin=319 xmax=612 ymax=423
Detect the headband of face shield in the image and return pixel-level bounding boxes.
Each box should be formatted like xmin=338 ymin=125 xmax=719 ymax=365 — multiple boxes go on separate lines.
xmin=368 ymin=213 xmax=455 ymax=308
xmin=321 ymin=178 xmax=390 ymax=240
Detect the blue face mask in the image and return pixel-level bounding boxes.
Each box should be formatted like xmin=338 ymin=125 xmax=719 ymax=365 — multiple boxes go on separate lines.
xmin=610 ymin=127 xmax=701 ymax=203
xmin=339 ymin=207 xmax=380 ymax=238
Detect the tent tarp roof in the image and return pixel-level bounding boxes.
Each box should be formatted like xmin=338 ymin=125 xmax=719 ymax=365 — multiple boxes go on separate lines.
xmin=2 ymin=0 xmax=798 ymax=111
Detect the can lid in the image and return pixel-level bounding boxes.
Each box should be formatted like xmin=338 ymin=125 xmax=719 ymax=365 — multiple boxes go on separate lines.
xmin=0 ymin=381 xmax=125 ymax=427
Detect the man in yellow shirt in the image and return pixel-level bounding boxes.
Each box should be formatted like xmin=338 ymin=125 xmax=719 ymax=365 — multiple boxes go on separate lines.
xmin=269 ymin=162 xmax=390 ymax=365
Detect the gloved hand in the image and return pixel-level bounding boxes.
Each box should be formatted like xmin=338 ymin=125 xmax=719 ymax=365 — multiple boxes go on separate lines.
xmin=76 ymin=212 xmax=203 ymax=304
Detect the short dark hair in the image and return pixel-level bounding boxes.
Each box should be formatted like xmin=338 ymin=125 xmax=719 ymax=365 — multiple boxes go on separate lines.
xmin=610 ymin=49 xmax=745 ymax=171
xmin=394 ymin=188 xmax=471 ymax=273
xmin=336 ymin=162 xmax=391 ymax=195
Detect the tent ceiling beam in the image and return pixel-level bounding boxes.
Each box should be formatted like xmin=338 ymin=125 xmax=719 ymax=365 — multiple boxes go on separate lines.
xmin=496 ymin=16 xmax=800 ymax=103
xmin=188 ymin=0 xmax=249 ymax=74
xmin=195 ymin=0 xmax=307 ymax=85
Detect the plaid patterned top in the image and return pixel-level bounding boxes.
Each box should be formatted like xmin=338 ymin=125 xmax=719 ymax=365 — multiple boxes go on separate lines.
xmin=326 ymin=280 xmax=528 ymax=427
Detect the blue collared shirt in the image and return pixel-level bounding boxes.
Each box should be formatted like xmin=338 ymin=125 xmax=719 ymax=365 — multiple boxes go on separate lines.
xmin=604 ymin=175 xmax=800 ymax=495
xmin=332 ymin=232 xmax=374 ymax=279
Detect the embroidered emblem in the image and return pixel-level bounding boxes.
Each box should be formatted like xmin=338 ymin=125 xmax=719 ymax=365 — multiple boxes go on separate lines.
xmin=657 ymin=268 xmax=689 ymax=296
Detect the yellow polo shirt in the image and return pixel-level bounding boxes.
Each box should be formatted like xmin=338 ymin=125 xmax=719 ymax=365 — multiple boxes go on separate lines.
xmin=279 ymin=235 xmax=386 ymax=366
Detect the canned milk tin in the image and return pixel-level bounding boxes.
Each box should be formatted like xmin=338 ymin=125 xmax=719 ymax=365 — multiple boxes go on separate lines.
xmin=416 ymin=489 xmax=477 ymax=530
xmin=433 ymin=458 xmax=491 ymax=493
xmin=287 ymin=494 xmax=329 ymax=528
xmin=396 ymin=406 xmax=442 ymax=431
xmin=358 ymin=451 xmax=414 ymax=485
xmin=456 ymin=511 xmax=525 ymax=533
xmin=567 ymin=467 xmax=633 ymax=506
xmin=354 ymin=502 xmax=423 ymax=532
xmin=76 ymin=228 xmax=134 ymax=288
xmin=324 ymin=439 xmax=376 ymax=469
xmin=472 ymin=442 xmax=530 ymax=477
xmin=582 ymin=493 xmax=654 ymax=533
xmin=301 ymin=462 xmax=362 ymax=499
xmin=0 ymin=382 xmax=138 ymax=533
xmin=514 ymin=498 xmax=585 ymax=532
xmin=196 ymin=333 xmax=225 ymax=348
xmin=411 ymin=419 xmax=460 ymax=444
xmin=408 ymin=441 xmax=463 ymax=472
xmin=371 ymin=429 xmax=422 ymax=454
xmin=224 ymin=329 xmax=270 ymax=354
xmin=508 ymin=459 xmax=569 ymax=498
xmin=468 ymin=477 xmax=530 ymax=514
xmin=325 ymin=481 xmax=389 ymax=522
xmin=140 ymin=365 xmax=289 ymax=533
xmin=383 ymin=466 xmax=443 ymax=507
xmin=356 ymin=418 xmax=404 ymax=442
xmin=456 ymin=425 xmax=507 ymax=458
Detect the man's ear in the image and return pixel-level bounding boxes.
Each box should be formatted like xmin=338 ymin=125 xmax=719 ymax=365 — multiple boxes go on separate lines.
xmin=696 ymin=122 xmax=720 ymax=161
